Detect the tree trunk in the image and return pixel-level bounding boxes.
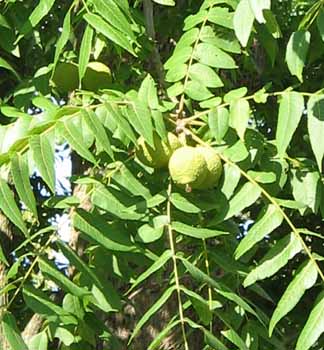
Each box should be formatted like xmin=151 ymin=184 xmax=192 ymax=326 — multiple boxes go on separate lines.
xmin=0 ymin=213 xmax=14 ymax=350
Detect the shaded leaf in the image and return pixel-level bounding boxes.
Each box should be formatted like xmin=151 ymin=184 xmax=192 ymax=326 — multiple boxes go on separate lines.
xmin=20 ymin=0 xmax=56 ymax=36
xmin=39 ymin=258 xmax=89 ymax=297
xmin=73 ymin=209 xmax=137 ymax=252
xmin=307 ymin=94 xmax=324 ymax=171
xmin=2 ymin=312 xmax=28 ymax=350
xmin=172 ymin=221 xmax=228 ymax=239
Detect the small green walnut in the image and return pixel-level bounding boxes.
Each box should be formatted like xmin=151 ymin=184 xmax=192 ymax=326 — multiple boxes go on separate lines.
xmin=195 ymin=146 xmax=223 ymax=189
xmin=136 ymin=132 xmax=181 ymax=169
xmin=168 ymin=146 xmax=208 ymax=188
xmin=52 ymin=62 xmax=79 ymax=93
xmin=83 ymin=62 xmax=112 ymax=91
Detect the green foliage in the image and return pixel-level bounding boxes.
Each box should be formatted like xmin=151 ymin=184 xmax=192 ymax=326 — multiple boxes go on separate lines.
xmin=1 ymin=0 xmax=324 ymax=349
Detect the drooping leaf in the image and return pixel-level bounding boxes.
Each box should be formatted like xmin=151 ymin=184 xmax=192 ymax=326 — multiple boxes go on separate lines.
xmin=235 ymin=204 xmax=283 ymax=259
xmin=128 ymin=286 xmax=176 ymax=344
xmin=128 ymin=250 xmax=172 ymax=293
xmin=181 ymin=258 xmax=258 ymax=318
xmin=0 ymin=178 xmax=27 ymax=236
xmin=224 ymin=182 xmax=262 ymax=220
xmin=84 ymin=13 xmax=136 ymax=55
xmin=221 ymin=163 xmax=241 ymax=199
xmin=186 ymin=318 xmax=229 ymax=350
xmin=39 ymin=258 xmax=89 ymax=297
xmin=125 ymin=100 xmax=154 ymax=147
xmin=27 ymin=331 xmax=48 ymax=350
xmin=79 ymin=25 xmax=94 ymax=83
xmin=269 ymin=259 xmax=318 ymax=336
xmin=52 ymin=10 xmax=71 ymax=72
xmin=224 ymin=87 xmax=248 ymax=103
xmin=82 ymin=109 xmax=113 ymax=159
xmin=296 ymin=291 xmax=324 ymax=350
xmin=148 ymin=319 xmax=181 ymax=350
xmin=111 ymin=162 xmax=151 ymax=199
xmin=194 ymin=43 xmax=237 ymax=69
xmin=153 ymin=0 xmax=175 ymax=6
xmin=172 ymin=221 xmax=228 ymax=239
xmin=233 ymin=0 xmax=254 ymax=46
xmin=189 ymin=63 xmax=224 ymax=88
xmin=208 ymin=7 xmax=234 ymax=29
xmin=73 ymin=209 xmax=137 ymax=252
xmin=221 ymin=328 xmax=249 ymax=350
xmin=19 ymin=0 xmax=56 ymax=36
xmin=285 ymin=30 xmax=310 ymax=82
xmin=170 ymin=192 xmax=201 ymax=213
xmin=92 ymin=0 xmax=135 ymax=40
xmin=230 ymin=98 xmax=250 ymax=140
xmin=184 ymin=80 xmax=213 ymax=101
xmin=59 ymin=118 xmax=96 ymax=164
xmin=2 ymin=312 xmax=28 ymax=350
xmin=276 ymin=92 xmax=304 ymax=158
xmin=316 ymin=8 xmax=324 ymax=42
xmin=11 ymin=153 xmax=38 ymax=218
xmin=29 ymin=133 xmax=55 ymax=193
xmin=91 ymin=185 xmax=143 ymax=220
xmin=208 ymin=106 xmax=229 ymax=143
xmin=248 ymin=0 xmax=270 ymax=23
xmin=104 ymin=103 xmax=137 ymax=144
xmin=23 ymin=285 xmax=70 ymax=319
xmin=307 ymin=94 xmax=324 ymax=171
xmin=244 ymin=233 xmax=303 ymax=287
xmin=138 ymin=74 xmax=159 ymax=110
xmin=0 ymin=57 xmax=20 ymax=80
xmin=291 ymin=168 xmax=321 ymax=214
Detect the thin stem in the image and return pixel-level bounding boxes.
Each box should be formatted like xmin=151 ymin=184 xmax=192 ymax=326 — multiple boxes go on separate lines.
xmin=202 ymin=239 xmax=213 ymax=332
xmin=177 ymin=7 xmax=212 ymax=117
xmin=166 ymin=183 xmax=189 ymax=350
xmin=186 ymin=129 xmax=324 ymax=283
xmin=5 ymin=233 xmax=55 ymax=312
xmin=182 ymin=90 xmax=322 ymax=125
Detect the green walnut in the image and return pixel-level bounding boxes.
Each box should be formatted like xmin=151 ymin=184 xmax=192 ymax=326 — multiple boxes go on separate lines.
xmin=83 ymin=61 xmax=112 ymax=91
xmin=195 ymin=146 xmax=223 ymax=189
xmin=136 ymin=132 xmax=181 ymax=169
xmin=52 ymin=62 xmax=79 ymax=93
xmin=168 ymin=146 xmax=208 ymax=188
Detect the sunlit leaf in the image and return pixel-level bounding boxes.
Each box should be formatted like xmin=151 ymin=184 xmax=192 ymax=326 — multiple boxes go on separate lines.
xmin=269 ymin=259 xmax=318 ymax=336
xmin=285 ymin=30 xmax=310 ymax=82
xmin=244 ymin=233 xmax=303 ymax=287
xmin=296 ymin=291 xmax=324 ymax=350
